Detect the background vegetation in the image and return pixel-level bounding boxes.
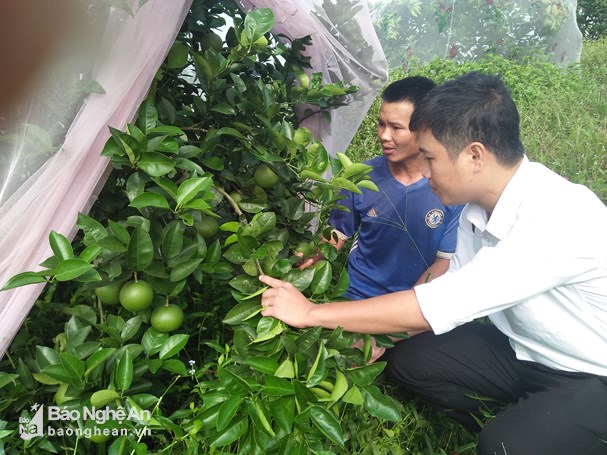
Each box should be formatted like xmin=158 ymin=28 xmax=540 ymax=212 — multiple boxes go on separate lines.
xmin=0 ymin=1 xmax=605 ymax=454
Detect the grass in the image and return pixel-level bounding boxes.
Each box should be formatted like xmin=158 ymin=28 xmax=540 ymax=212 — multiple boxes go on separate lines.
xmin=345 ymin=39 xmax=607 ymax=453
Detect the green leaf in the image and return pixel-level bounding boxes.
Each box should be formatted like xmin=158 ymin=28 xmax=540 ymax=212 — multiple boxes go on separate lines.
xmin=49 ymin=230 xmax=74 ymax=260
xmin=179 ymin=145 xmax=203 ymax=158
xmin=248 ymin=399 xmax=276 ymax=437
xmin=242 ymin=212 xmax=276 ymax=237
xmin=162 ymin=359 xmax=188 ymax=375
xmin=244 ymin=7 xmax=275 ymax=42
xmin=129 ymin=192 xmax=171 ymax=209
xmin=342 ymin=384 xmax=364 ymax=405
xmin=329 ymin=370 xmax=349 ymax=402
xmin=306 ymin=344 xmax=328 ymax=387
xmin=210 ymin=416 xmax=248 ymax=447
xmin=218 ymin=368 xmax=253 ymax=394
xmin=310 ymin=260 xmax=332 ymax=295
xmin=1 ymin=271 xmax=48 ymax=290
xmin=176 ymin=176 xmax=212 ymax=208
xmin=281 ymin=268 xmax=314 ymax=291
xmin=152 ymin=177 xmax=178 ymax=200
xmin=32 ymin=372 xmax=61 ymax=385
xmin=77 ymin=213 xmax=108 ymax=244
xmin=121 ymin=316 xmax=143 ymax=342
xmin=295 ymin=326 xmax=322 ymax=352
xmin=36 ymin=346 xmax=61 ymax=370
xmin=274 ymin=358 xmax=295 ymax=379
xmin=300 ymin=169 xmax=327 ymax=182
xmin=357 ymin=179 xmax=379 ymax=192
xmin=329 ymin=267 xmax=349 ymax=298
xmin=309 ymin=405 xmax=345 ymax=448
xmin=361 ymin=385 xmax=402 ymax=422
xmin=159 ymin=334 xmax=189 ymax=359
xmin=54 ymin=259 xmax=95 ymax=282
xmin=333 ymin=176 xmax=362 ymax=194
xmin=252 ymin=317 xmax=284 ymax=343
xmin=343 ymin=162 xmax=373 ymax=179
xmin=223 ymin=300 xmax=261 ymax=325
xmin=161 ymin=221 xmax=184 ymax=259
xmin=216 ymin=395 xmax=245 ymax=432
xmin=262 ymin=376 xmax=294 ymax=396
xmin=90 ymin=389 xmax=120 ymax=408
xmin=85 ymin=348 xmax=116 ymax=378
xmin=268 ymin=396 xmax=295 ymax=434
xmin=0 ymin=373 xmax=19 ymax=389
xmin=229 ymin=274 xmax=265 ymax=294
xmin=149 ymin=125 xmax=183 ymax=135
xmin=142 ymin=328 xmax=169 ymax=356
xmin=244 ymin=356 xmax=278 ymax=374
xmin=80 ymin=245 xmax=103 ymax=262
xmin=346 ymin=362 xmax=386 ymax=387
xmin=138 ymin=100 xmax=158 ymax=133
xmin=211 ymin=103 xmax=236 ymax=115
xmin=216 ymin=127 xmax=243 ymax=138
xmin=138 ymin=152 xmax=175 ymax=177
xmin=201 ymin=157 xmax=224 ymax=171
xmin=170 ymin=258 xmax=203 ymax=282
xmin=127 ymin=227 xmax=154 ymax=271
xmin=116 ymin=349 xmax=133 ymax=391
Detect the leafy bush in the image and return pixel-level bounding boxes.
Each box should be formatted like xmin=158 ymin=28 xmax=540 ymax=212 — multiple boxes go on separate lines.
xmin=0 ymin=2 xmax=412 ymax=454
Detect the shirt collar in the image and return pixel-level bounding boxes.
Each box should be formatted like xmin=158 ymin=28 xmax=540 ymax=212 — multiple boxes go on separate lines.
xmin=466 ymin=156 xmax=529 ymax=241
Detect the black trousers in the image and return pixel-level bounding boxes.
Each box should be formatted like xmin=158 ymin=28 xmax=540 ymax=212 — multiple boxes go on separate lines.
xmin=381 ymin=323 xmax=607 ymax=455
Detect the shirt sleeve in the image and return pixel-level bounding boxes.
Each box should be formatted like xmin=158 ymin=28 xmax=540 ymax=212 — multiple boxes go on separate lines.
xmin=436 ymin=204 xmax=464 ymax=256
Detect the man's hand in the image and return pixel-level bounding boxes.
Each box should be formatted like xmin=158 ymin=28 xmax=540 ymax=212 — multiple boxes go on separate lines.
xmin=351 ymin=337 xmax=386 ymax=364
xmin=259 ymin=275 xmax=315 ymax=328
xmin=295 ymin=251 xmax=324 ymax=270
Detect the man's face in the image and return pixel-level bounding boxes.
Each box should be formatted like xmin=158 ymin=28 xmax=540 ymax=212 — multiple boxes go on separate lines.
xmin=376 ymin=101 xmax=419 ymax=164
xmin=418 ymin=130 xmax=471 ymax=206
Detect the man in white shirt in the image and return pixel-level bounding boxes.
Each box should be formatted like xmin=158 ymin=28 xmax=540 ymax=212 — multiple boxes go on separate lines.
xmin=259 ymin=71 xmax=607 ymax=454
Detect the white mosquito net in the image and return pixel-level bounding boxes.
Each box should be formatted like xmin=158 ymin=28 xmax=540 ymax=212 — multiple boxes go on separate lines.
xmin=0 ymin=0 xmax=582 ymax=358
xmin=0 ymin=0 xmax=193 ymax=357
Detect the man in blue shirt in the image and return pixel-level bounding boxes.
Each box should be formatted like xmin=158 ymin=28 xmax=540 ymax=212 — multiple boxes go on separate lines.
xmin=300 ymin=77 xmax=464 ymax=300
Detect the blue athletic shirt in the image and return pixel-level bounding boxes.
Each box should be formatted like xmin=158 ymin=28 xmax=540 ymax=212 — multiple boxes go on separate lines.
xmin=329 ymin=155 xmax=464 ymax=300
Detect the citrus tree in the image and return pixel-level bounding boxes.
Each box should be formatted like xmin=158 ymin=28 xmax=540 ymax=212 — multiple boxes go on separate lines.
xmin=0 ymin=1 xmax=403 ymax=453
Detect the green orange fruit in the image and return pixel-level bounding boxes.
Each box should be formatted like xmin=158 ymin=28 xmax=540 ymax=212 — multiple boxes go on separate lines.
xmin=197 ymin=215 xmax=219 ymax=239
xmin=119 ymin=280 xmax=154 ymax=312
xmin=94 ymin=282 xmax=123 ymax=305
xmin=150 ymin=304 xmax=184 ymax=333
xmin=254 ymin=164 xmax=279 ymax=188
xmin=201 ymin=32 xmax=223 ymax=52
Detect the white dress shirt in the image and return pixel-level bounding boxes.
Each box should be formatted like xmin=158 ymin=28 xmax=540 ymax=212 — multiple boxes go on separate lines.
xmin=415 ymin=157 xmax=607 ymax=376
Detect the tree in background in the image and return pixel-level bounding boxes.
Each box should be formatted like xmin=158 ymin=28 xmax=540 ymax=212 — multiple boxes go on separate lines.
xmin=577 ymin=0 xmax=607 ymax=39
xmin=371 ymin=0 xmax=582 ymax=69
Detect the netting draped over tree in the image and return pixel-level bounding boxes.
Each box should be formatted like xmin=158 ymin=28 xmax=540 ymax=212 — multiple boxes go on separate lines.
xmin=0 ymin=0 xmax=193 ymax=357
xmin=372 ymin=0 xmax=582 ymax=69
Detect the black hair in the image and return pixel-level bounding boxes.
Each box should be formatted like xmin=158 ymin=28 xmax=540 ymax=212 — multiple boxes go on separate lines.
xmin=409 ymin=71 xmax=524 ymax=167
xmin=381 ymin=76 xmax=436 ymax=109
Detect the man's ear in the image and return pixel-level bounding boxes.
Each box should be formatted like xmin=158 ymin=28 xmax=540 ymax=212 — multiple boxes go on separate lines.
xmin=468 ymin=142 xmax=487 ymax=172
